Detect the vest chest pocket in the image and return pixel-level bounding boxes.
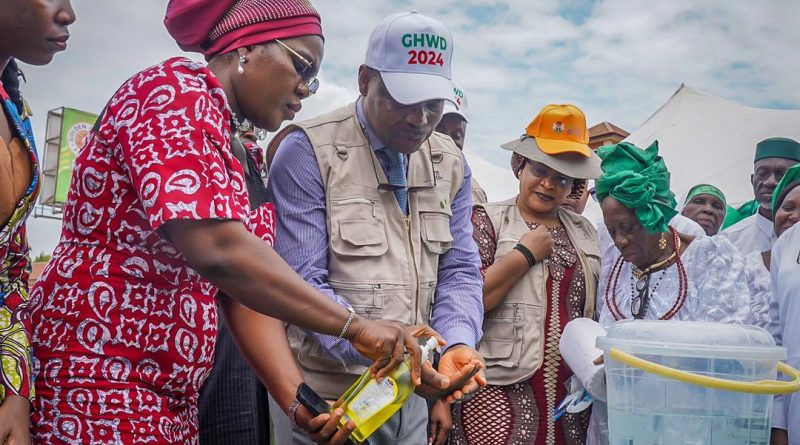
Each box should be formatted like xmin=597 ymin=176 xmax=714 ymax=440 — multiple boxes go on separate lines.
xmin=421 ymin=212 xmax=453 ymax=254
xmin=480 ymin=317 xmax=521 ymax=368
xmin=479 ymin=303 xmax=539 ymax=369
xmin=330 ymin=197 xmax=388 ymax=257
xmin=415 ymin=183 xmax=453 ymax=255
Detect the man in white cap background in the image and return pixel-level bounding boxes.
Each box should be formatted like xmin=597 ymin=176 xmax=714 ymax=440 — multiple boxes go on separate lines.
xmin=268 ymin=11 xmax=486 ymax=444
xmin=435 ymin=83 xmax=489 ymax=205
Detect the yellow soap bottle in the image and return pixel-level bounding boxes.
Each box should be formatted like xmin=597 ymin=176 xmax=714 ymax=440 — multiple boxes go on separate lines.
xmin=335 ymin=337 xmax=438 ymax=443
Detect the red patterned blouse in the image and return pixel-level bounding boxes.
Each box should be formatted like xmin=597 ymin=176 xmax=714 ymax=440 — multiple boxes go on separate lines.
xmin=29 ymin=58 xmax=274 ymax=444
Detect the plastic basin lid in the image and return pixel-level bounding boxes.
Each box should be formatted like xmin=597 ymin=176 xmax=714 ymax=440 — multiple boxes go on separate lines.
xmin=595 ymin=320 xmax=786 ymax=361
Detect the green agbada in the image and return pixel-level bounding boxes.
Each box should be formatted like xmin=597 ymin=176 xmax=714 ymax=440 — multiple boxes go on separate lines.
xmin=595 ymin=141 xmax=677 ymax=233
xmin=721 ymin=200 xmax=759 ymax=231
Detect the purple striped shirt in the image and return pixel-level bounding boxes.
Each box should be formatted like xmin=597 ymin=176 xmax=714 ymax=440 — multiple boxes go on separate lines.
xmin=268 ymin=99 xmax=483 ymax=366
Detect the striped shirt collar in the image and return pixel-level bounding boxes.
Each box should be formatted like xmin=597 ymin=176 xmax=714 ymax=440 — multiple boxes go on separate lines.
xmin=356 ymin=96 xmax=388 ymax=153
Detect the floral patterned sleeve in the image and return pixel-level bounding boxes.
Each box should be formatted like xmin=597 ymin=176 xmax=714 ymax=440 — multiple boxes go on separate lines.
xmin=1 ymin=224 xmax=34 ymax=402
xmin=471 ymin=206 xmax=498 ymax=278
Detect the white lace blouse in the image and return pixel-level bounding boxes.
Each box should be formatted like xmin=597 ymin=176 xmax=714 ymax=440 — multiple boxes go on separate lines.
xmin=587 ymin=235 xmax=772 ymax=445
xmin=596 ymin=235 xmax=770 ymax=328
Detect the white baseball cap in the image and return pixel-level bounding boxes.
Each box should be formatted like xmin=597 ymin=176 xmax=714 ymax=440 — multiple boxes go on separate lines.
xmin=442 ymin=82 xmax=468 ymax=123
xmin=365 ymin=11 xmax=455 ymax=106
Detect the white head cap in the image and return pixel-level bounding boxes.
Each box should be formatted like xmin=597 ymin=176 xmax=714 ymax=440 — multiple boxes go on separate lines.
xmin=442 ymin=82 xmax=468 ymax=123
xmin=365 ymin=11 xmax=455 ymax=105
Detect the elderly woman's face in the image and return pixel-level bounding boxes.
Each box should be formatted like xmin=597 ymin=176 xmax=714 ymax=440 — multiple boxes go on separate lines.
xmin=601 ymin=197 xmax=663 ymax=268
xmin=0 ymin=0 xmax=75 ymax=65
xmin=681 ymin=193 xmax=725 ymax=236
xmin=233 ymin=35 xmax=324 ymax=131
xmin=518 ymin=161 xmax=573 ymax=216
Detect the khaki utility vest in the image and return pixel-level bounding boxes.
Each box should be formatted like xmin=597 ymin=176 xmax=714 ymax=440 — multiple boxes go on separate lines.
xmin=471 ymin=177 xmax=488 ymax=205
xmin=476 ymin=197 xmax=600 ymax=385
xmin=270 ymin=102 xmax=465 ymax=398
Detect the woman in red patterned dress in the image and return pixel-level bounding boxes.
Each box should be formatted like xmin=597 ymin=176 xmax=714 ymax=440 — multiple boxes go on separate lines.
xmin=28 ymin=2 xmax=423 ymax=444
xmin=449 ymin=105 xmax=603 ymax=445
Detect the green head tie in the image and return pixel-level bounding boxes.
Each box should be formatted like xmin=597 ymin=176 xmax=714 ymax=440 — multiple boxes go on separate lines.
xmin=595 ymin=140 xmax=677 ymax=233
xmin=772 ymin=164 xmax=800 ymax=218
xmin=685 ymin=184 xmax=727 ymax=207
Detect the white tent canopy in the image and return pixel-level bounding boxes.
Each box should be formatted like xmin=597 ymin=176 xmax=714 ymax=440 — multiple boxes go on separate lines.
xmin=464 ymin=152 xmax=518 ymax=202
xmin=624 ymin=84 xmax=800 ymax=206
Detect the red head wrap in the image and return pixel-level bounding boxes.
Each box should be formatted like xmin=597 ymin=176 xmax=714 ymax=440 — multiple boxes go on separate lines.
xmin=165 ymin=0 xmax=322 ymax=59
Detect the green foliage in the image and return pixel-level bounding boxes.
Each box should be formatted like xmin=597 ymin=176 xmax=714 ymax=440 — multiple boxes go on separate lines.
xmin=32 ymin=251 xmax=52 ymax=263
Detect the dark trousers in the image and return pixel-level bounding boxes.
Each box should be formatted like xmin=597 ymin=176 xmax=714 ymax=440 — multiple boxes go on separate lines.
xmin=199 ymin=314 xmax=271 ymax=444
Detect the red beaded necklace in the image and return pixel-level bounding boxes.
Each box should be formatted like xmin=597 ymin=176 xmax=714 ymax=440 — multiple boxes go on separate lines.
xmin=604 ymin=226 xmax=688 ymax=321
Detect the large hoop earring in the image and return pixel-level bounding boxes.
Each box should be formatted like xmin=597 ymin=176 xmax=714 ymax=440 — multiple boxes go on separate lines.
xmin=237 ymin=54 xmax=246 ymax=74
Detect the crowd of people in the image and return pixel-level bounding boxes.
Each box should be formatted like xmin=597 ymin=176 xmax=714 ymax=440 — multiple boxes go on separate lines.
xmin=1 ymin=1 xmax=799 ymax=445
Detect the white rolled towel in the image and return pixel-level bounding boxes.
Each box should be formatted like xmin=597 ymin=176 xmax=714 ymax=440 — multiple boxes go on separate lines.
xmin=560 ymin=318 xmax=608 ymax=402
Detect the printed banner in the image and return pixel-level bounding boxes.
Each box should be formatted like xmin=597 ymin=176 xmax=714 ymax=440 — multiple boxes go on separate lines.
xmin=55 ymin=108 xmax=97 ymax=203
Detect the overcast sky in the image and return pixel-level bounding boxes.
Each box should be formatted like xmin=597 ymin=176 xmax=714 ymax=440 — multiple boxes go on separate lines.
xmin=20 ymin=0 xmax=800 ymax=255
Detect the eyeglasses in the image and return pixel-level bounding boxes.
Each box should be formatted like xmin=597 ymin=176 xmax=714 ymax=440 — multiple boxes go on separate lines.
xmin=525 ymin=161 xmax=573 ymax=189
xmin=274 ymin=39 xmax=319 ymax=95
xmin=631 ymin=274 xmax=650 ymax=319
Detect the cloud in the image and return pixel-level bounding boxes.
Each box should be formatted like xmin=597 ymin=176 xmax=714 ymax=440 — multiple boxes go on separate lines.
xmin=15 ymin=0 xmax=798 ymax=254
xmin=308 ymin=0 xmax=799 ymax=170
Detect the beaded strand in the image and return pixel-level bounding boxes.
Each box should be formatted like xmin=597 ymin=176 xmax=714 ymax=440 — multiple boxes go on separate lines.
xmin=604 ymin=226 xmax=688 ymax=321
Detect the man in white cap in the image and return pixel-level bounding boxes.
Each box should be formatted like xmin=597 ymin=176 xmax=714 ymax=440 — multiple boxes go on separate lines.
xmin=268 ymin=12 xmax=486 ymax=444
xmin=435 ymin=83 xmax=488 ymax=204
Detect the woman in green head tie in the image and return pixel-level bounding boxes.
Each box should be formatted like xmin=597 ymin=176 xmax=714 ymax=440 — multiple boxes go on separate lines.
xmin=584 ymin=141 xmax=771 ymax=445
xmin=759 ymin=164 xmax=800 ymax=269
xmin=772 ymin=164 xmax=800 ymax=241
xmin=680 ymin=184 xmax=727 ymax=236
xmin=594 ymin=140 xmax=767 ymax=326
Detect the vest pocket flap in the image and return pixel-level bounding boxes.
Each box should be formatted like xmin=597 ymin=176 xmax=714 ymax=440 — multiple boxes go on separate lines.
xmin=332 ymin=219 xmax=388 ymax=256
xmin=421 ymin=212 xmax=453 ymax=254
xmin=480 ymin=338 xmax=514 ymax=360
xmin=479 ymin=317 xmax=521 ymax=368
xmin=422 ymin=213 xmax=453 ymax=242
xmin=340 ymin=220 xmax=384 ymax=245
xmin=575 ymin=235 xmax=601 ymax=258
xmin=415 ymin=188 xmax=454 ymax=216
